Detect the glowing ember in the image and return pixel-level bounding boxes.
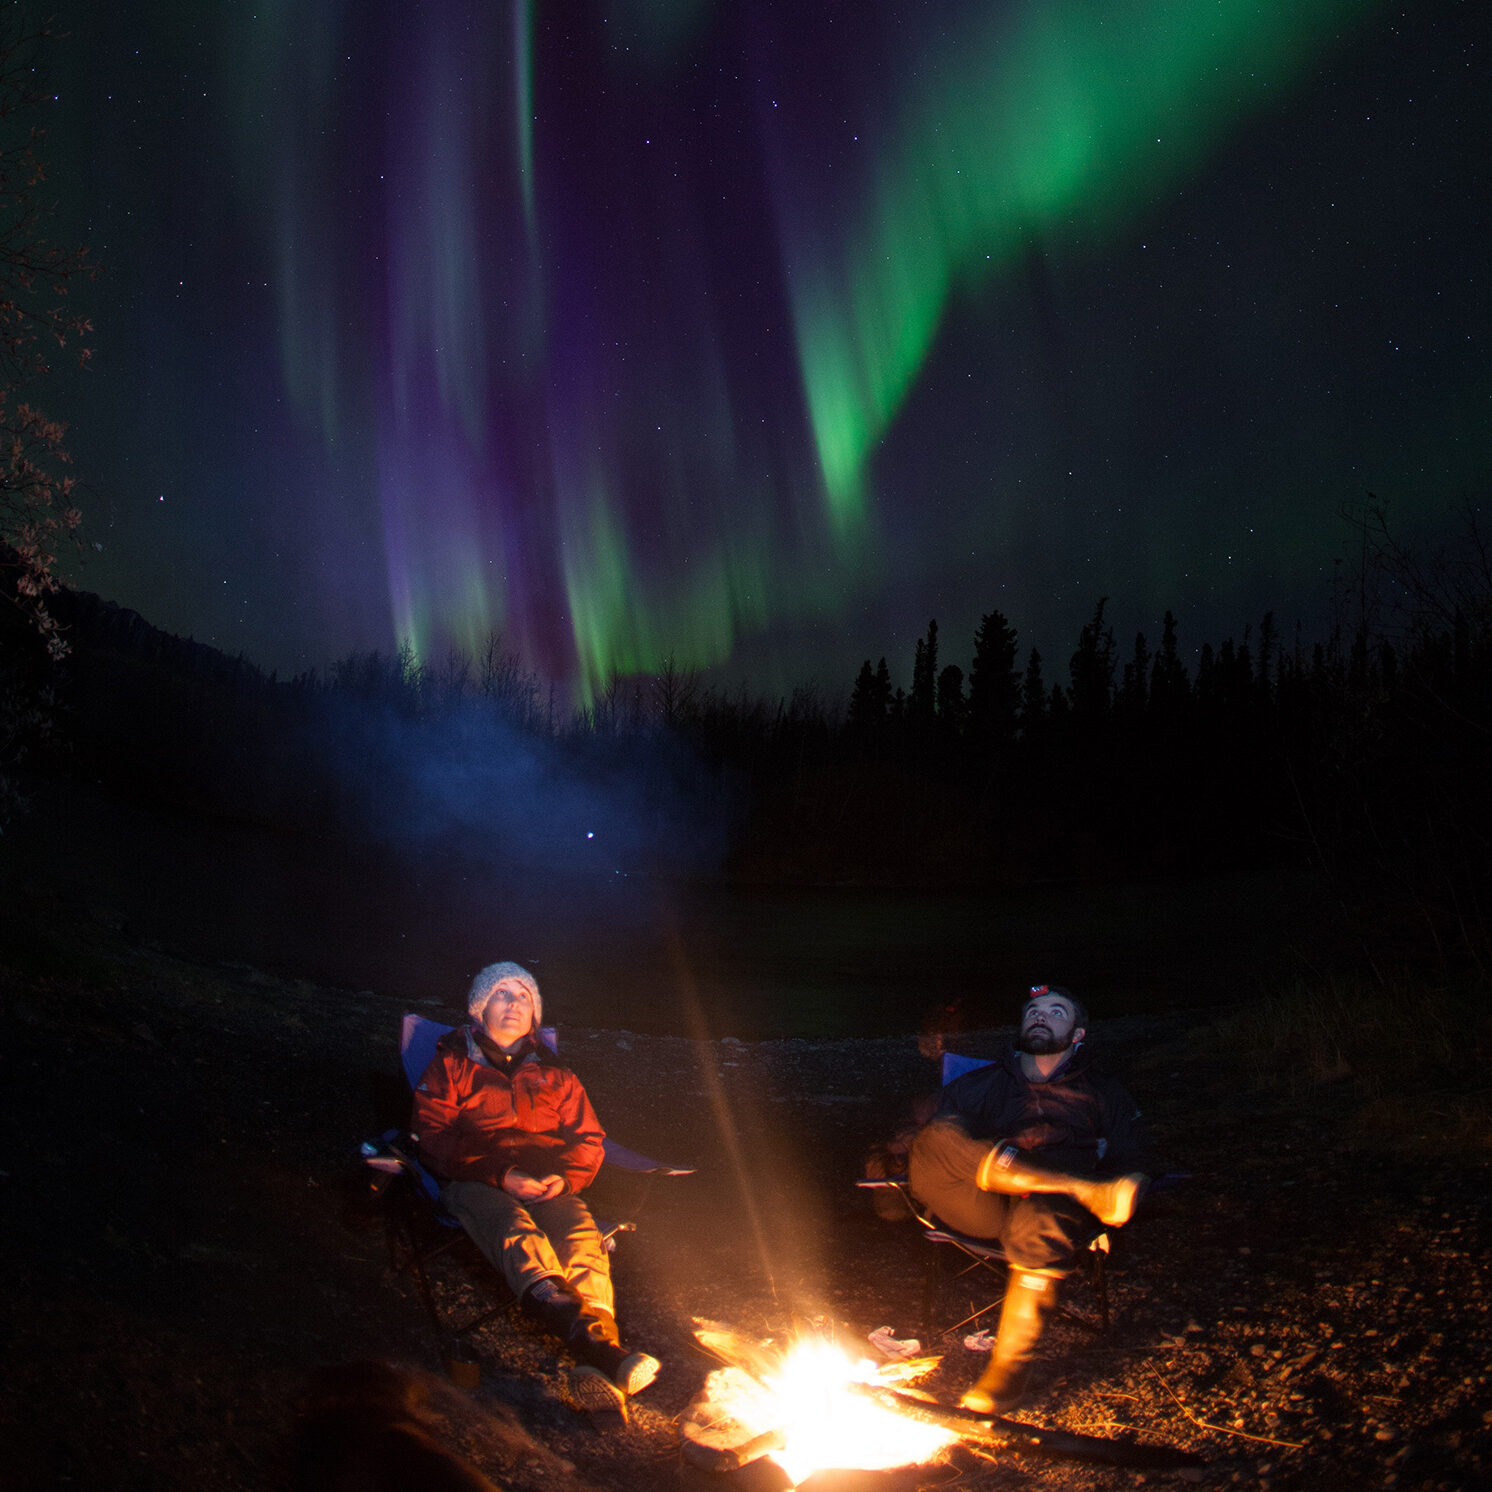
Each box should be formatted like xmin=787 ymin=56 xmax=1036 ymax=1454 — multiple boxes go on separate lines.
xmin=686 ymin=1330 xmax=958 ymax=1486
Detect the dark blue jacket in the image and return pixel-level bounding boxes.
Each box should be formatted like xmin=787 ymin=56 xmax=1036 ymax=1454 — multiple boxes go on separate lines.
xmin=935 ymin=1043 xmax=1150 ymax=1176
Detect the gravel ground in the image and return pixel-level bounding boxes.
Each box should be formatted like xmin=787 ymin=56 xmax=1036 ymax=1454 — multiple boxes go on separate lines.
xmin=2 ymin=892 xmax=1489 ymax=1491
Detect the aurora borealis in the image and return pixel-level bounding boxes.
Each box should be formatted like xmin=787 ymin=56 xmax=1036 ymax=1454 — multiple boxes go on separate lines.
xmin=43 ymin=0 xmax=1488 ymax=699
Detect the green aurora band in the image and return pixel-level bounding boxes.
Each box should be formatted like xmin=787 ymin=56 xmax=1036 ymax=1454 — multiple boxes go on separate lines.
xmin=784 ymin=0 xmax=1382 ymax=533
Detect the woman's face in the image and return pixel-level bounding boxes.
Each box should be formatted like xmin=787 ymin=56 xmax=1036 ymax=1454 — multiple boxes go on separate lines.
xmin=480 ymin=978 xmax=534 ymax=1049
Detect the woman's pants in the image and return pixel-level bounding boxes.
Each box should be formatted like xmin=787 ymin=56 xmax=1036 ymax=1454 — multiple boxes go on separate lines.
xmin=441 ymin=1183 xmax=613 ymax=1312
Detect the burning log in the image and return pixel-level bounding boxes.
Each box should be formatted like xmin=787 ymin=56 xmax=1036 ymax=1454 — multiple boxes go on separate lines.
xmin=848 ymin=1384 xmax=1207 ymax=1471
xmin=681 ymin=1423 xmax=789 ymax=1473
xmin=692 ymin=1319 xmax=790 ymax=1383
xmin=685 ymin=1325 xmax=958 ymax=1484
xmin=685 ymin=1319 xmax=1205 ymax=1482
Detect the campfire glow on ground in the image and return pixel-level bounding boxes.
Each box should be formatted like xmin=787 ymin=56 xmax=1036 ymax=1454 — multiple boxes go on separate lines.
xmin=691 ymin=1337 xmax=959 ymax=1485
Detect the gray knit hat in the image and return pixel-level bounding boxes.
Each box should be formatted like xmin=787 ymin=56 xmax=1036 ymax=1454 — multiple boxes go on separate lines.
xmin=467 ymin=961 xmax=543 ymax=1029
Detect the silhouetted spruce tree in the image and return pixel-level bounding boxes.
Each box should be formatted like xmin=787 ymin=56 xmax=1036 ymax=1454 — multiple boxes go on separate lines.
xmin=848 ymin=659 xmax=877 ymax=726
xmin=1018 ymin=648 xmax=1046 ymax=738
xmin=1199 ymin=636 xmax=1251 ymax=724
xmin=1233 ymin=634 xmax=1256 ymax=707
xmin=1274 ymin=625 xmax=1310 ymax=744
xmin=1068 ymin=597 xmax=1115 ymax=724
xmin=847 ymin=657 xmax=890 ymax=735
xmin=967 ymin=609 xmax=1020 ymax=750
xmin=1195 ymin=641 xmax=1217 ymax=710
xmin=909 ymin=619 xmax=938 ymax=722
xmin=1149 ymin=610 xmax=1189 ymax=722
xmin=937 ymin=663 xmax=967 ymax=736
xmin=1256 ymin=611 xmax=1277 ymax=704
xmin=1118 ymin=631 xmax=1150 ymax=718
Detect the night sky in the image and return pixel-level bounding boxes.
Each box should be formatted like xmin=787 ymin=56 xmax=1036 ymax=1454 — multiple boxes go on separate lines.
xmin=39 ymin=0 xmax=1489 ymax=702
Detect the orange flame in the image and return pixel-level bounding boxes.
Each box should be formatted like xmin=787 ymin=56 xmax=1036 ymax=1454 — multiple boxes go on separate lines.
xmin=690 ymin=1336 xmax=957 ymax=1485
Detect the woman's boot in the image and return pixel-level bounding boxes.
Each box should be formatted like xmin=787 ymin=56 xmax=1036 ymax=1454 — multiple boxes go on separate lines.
xmin=521 ymin=1279 xmax=659 ymax=1396
xmin=565 ymin=1300 xmax=660 ymax=1396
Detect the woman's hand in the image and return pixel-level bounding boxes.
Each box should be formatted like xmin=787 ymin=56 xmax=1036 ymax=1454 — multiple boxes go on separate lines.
xmin=502 ymin=1169 xmax=567 ymax=1202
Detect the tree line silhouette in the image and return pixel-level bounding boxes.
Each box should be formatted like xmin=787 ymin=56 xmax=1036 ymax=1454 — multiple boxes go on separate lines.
xmin=3 ymin=501 xmax=1488 ymax=977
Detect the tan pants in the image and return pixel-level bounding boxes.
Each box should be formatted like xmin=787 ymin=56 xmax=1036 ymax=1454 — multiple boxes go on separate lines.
xmin=441 ymin=1182 xmax=613 ymax=1314
xmin=908 ymin=1119 xmax=1091 ymax=1275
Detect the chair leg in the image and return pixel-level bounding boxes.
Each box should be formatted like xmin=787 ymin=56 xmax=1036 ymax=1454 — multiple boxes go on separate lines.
xmin=386 ymin=1181 xmax=514 ymax=1349
xmin=391 ymin=1191 xmax=450 ymax=1349
xmin=1091 ymin=1247 xmax=1110 ymax=1331
xmin=921 ymin=1231 xmax=1111 ymax=1339
xmin=943 ymin=1296 xmax=1006 ymax=1338
xmin=450 ymin=1300 xmax=513 ymax=1342
xmin=924 ymin=1243 xmax=1009 ymax=1338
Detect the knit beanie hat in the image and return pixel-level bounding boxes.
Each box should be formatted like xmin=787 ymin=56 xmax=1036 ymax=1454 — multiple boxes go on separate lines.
xmin=467 ymin=961 xmax=543 ymax=1029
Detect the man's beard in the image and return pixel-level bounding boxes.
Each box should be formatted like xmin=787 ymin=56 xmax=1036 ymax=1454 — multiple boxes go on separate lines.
xmin=1015 ymin=1023 xmax=1075 ymax=1056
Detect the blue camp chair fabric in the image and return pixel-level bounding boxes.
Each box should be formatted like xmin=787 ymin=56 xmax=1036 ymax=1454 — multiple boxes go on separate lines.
xmin=939 ymin=1051 xmax=993 ymax=1085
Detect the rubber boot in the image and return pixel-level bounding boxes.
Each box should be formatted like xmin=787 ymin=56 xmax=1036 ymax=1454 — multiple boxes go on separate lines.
xmin=975 ymin=1142 xmax=1148 ymax=1227
xmin=959 ymin=1268 xmax=1059 ymax=1414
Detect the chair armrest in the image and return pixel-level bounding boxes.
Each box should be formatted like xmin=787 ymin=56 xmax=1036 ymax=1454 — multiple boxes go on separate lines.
xmin=602 ymin=1137 xmax=696 ymax=1176
xmin=360 ymin=1131 xmax=443 ymax=1203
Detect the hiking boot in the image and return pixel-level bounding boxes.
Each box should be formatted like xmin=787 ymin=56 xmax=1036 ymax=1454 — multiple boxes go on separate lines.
xmin=521 ymin=1280 xmax=660 ymax=1395
xmin=569 ymin=1325 xmax=661 ymax=1396
xmin=612 ymin=1351 xmax=660 ymax=1396
xmin=570 ymin=1365 xmax=628 ymax=1426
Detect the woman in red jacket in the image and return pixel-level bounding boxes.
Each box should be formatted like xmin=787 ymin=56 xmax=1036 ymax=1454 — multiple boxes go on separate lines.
xmin=412 ymin=960 xmax=659 ymax=1404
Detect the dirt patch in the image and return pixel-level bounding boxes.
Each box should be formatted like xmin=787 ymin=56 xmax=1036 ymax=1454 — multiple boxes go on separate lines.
xmin=2 ymin=890 xmax=1490 ymax=1490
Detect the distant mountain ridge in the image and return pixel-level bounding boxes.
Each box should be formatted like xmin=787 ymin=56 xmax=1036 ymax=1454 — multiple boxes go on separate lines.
xmin=50 ymin=580 xmax=279 ymax=687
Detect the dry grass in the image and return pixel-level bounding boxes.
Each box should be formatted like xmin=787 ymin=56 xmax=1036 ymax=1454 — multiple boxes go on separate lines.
xmin=1201 ymin=974 xmax=1492 ymax=1148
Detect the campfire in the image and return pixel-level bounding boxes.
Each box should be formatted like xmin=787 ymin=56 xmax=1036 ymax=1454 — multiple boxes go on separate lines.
xmin=683 ymin=1319 xmax=1207 ymax=1483
xmin=684 ymin=1321 xmax=958 ymax=1485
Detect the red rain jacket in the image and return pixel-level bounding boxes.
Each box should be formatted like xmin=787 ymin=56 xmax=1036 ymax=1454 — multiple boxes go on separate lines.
xmin=412 ymin=1026 xmax=606 ymax=1195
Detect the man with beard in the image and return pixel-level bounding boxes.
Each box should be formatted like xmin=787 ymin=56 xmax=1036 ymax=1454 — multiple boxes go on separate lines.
xmin=908 ymin=985 xmax=1150 ymax=1413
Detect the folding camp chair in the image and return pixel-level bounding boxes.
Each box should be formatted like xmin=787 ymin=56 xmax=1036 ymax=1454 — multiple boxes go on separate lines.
xmin=858 ymin=1052 xmax=1113 ymax=1337
xmin=362 ymin=1013 xmax=694 ymax=1354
